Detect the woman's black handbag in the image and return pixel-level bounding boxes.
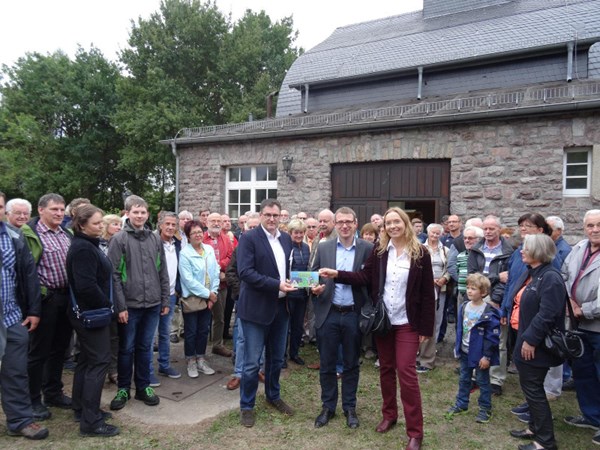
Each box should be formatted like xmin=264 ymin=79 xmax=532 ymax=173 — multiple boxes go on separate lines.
xmin=70 ymin=275 xmax=114 ymax=329
xmin=543 ymin=297 xmax=584 ymax=361
xmin=359 ymin=255 xmax=391 ymax=336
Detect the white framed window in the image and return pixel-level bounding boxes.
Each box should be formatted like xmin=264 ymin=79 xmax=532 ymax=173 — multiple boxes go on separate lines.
xmin=563 ymin=147 xmax=591 ymax=196
xmin=226 ymin=165 xmax=278 ymax=219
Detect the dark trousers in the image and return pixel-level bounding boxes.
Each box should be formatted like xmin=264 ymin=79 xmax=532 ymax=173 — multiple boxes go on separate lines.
xmin=316 ymin=308 xmax=361 ymax=413
xmin=28 ymin=291 xmax=72 ymax=405
xmin=1 ymin=323 xmax=34 ymax=432
xmin=183 ymin=309 xmax=212 ymax=358
xmin=69 ymin=312 xmax=111 ymax=431
xmin=288 ymin=296 xmax=307 ymax=359
xmin=516 ymin=361 xmax=557 ymax=450
xmin=223 ymin=288 xmax=235 ymax=338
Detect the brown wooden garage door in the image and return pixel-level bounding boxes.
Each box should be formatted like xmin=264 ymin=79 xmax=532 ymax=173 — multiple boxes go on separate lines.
xmin=331 ymin=160 xmax=450 ymax=227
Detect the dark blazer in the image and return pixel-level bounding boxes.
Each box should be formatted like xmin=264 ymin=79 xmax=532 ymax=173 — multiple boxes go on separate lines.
xmin=336 ymin=245 xmax=436 ymax=337
xmin=236 ymin=226 xmax=293 ymax=326
xmin=311 ymin=237 xmax=373 ymax=329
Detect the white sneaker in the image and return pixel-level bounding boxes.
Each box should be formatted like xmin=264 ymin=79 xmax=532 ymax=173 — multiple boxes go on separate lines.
xmin=187 ymin=359 xmax=199 ymax=378
xmin=197 ymin=358 xmax=215 ymax=375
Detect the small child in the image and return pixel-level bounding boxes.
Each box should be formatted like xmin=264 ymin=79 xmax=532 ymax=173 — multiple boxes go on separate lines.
xmin=446 ymin=273 xmax=500 ymax=423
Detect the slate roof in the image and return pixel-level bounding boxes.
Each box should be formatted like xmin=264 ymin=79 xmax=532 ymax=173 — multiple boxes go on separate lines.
xmin=276 ymin=0 xmax=600 ymax=117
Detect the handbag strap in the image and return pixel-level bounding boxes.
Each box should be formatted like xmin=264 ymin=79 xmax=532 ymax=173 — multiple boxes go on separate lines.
xmin=69 ymin=247 xmax=114 ymax=316
xmin=377 ymin=255 xmax=385 ymax=304
xmin=565 ymin=293 xmax=579 ymax=330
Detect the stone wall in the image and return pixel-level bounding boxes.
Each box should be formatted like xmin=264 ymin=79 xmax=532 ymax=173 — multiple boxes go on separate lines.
xmin=178 ymin=111 xmax=600 ymax=242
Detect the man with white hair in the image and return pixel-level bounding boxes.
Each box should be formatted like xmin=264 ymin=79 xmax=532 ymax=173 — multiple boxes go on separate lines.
xmin=177 ymin=210 xmax=193 ymax=247
xmin=6 ymin=199 xmax=32 ymax=229
xmin=546 ymin=216 xmax=571 ymax=268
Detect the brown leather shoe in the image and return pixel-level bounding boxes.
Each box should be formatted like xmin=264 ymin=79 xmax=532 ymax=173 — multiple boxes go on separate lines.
xmin=227 ymin=377 xmax=240 ymax=390
xmin=7 ymin=422 xmax=49 ymax=440
xmin=240 ymin=409 xmax=255 ymax=428
xmin=267 ymin=398 xmax=295 ymax=416
xmin=376 ymin=418 xmax=397 ymax=433
xmin=307 ymin=362 xmax=320 ymax=370
xmin=212 ymin=345 xmax=233 ymax=357
xmin=258 ymin=371 xmax=265 ymax=383
xmin=406 ymin=437 xmax=422 ymax=450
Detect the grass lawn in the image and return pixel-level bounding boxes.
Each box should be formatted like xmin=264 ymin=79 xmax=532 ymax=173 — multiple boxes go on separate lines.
xmin=0 ymin=343 xmax=593 ymax=449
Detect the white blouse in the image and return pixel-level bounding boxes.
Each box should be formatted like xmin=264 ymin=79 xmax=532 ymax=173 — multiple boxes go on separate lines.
xmin=383 ymin=242 xmax=411 ymax=325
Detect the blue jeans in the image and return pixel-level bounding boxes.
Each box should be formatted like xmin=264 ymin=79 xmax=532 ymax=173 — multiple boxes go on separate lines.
xmin=183 ymin=308 xmax=212 ymax=359
xmin=316 ymin=309 xmax=361 ymax=412
xmin=573 ymin=330 xmax=600 ymax=426
xmin=234 ymin=317 xmax=265 ymax=378
xmin=240 ymin=300 xmax=289 ymax=410
xmin=150 ymin=295 xmax=176 ymax=375
xmin=455 ymin=351 xmax=491 ymax=411
xmin=118 ymin=305 xmax=161 ymax=391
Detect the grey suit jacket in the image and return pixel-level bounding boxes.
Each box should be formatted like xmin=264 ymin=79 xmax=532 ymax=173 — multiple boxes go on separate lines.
xmin=311 ymin=237 xmax=373 ymax=329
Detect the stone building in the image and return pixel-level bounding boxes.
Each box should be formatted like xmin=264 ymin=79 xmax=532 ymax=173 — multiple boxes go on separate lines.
xmin=164 ymin=0 xmax=600 ymax=241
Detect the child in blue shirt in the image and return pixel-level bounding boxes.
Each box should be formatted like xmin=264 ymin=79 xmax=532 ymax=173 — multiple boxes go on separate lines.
xmin=446 ymin=273 xmax=500 ymax=423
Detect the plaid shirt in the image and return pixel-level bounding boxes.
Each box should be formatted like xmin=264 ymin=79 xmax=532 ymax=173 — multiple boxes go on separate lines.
xmin=36 ymin=220 xmax=70 ymax=289
xmin=0 ymin=223 xmax=21 ymax=327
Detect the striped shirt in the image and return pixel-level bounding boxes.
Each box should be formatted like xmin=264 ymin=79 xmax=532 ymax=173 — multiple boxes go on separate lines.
xmin=36 ymin=220 xmax=70 ymax=289
xmin=0 ymin=223 xmax=21 ymax=327
xmin=482 ymin=241 xmax=502 ymax=275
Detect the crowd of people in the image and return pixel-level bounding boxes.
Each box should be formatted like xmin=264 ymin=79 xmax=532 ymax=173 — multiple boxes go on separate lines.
xmin=0 ymin=191 xmax=599 ymax=449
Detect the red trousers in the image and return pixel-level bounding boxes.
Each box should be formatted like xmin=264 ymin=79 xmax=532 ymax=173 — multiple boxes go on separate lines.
xmin=375 ymin=324 xmax=423 ymax=439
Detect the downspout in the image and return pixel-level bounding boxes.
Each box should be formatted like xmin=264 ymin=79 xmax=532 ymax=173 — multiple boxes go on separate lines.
xmin=567 ymin=41 xmax=574 ymax=82
xmin=171 ymin=140 xmax=180 ymax=214
xmin=417 ymin=66 xmax=424 ymax=100
xmin=303 ymin=84 xmax=309 ymax=113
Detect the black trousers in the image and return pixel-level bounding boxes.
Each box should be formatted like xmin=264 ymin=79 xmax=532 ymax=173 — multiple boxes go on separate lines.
xmin=28 ymin=291 xmax=72 ymax=405
xmin=69 ymin=311 xmax=111 ymax=430
xmin=516 ymin=361 xmax=557 ymax=450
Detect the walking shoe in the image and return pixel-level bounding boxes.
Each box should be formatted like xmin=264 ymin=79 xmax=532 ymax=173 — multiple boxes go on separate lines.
xmin=74 ymin=409 xmax=112 ymax=422
xmin=446 ymin=405 xmax=468 ymax=416
xmin=110 ymin=389 xmax=130 ymax=411
xmin=592 ymin=431 xmax=600 ymax=446
xmin=187 ymin=359 xmax=199 ymax=378
xmin=32 ymin=404 xmax=51 ymax=421
xmin=476 ymin=409 xmax=492 ymax=424
xmin=517 ymin=412 xmax=531 ymax=424
xmin=134 ymin=387 xmax=160 ymax=406
xmin=266 ymin=398 xmax=295 ymax=416
xmin=374 ymin=359 xmax=380 ymax=368
xmin=169 ymin=334 xmax=179 ymax=344
xmin=197 ymin=358 xmax=215 ymax=375
xmin=149 ymin=374 xmax=161 ymax=387
xmin=80 ymin=423 xmax=120 ymax=437
xmin=7 ymin=422 xmax=49 ymax=440
xmin=562 ymin=378 xmax=575 ymax=391
xmin=212 ymin=345 xmax=233 ymax=357
xmin=511 ymin=402 xmax=529 ymax=415
xmin=44 ymin=393 xmax=72 ymax=409
xmin=227 ymin=376 xmax=241 ymax=390
xmin=241 ymin=409 xmax=256 ymax=427
xmin=158 ymin=366 xmax=182 ymax=379
xmin=491 ymin=384 xmax=503 ymax=396
xmin=416 ymin=365 xmax=432 ymax=374
xmin=564 ymin=415 xmax=600 ymax=430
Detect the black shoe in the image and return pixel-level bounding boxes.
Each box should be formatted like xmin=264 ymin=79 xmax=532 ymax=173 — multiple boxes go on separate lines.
xmin=74 ymin=409 xmax=113 ymax=422
xmin=134 ymin=387 xmax=160 ymax=406
xmin=344 ymin=408 xmax=359 ymax=429
xmin=510 ymin=429 xmax=535 ymax=440
xmin=110 ymin=389 xmax=130 ymax=411
xmin=169 ymin=334 xmax=179 ymax=344
xmin=315 ymin=407 xmax=335 ymax=428
xmin=491 ymin=384 xmax=503 ymax=396
xmin=447 ymin=313 xmax=456 ymax=324
xmin=562 ymin=378 xmax=575 ymax=391
xmin=45 ymin=394 xmax=72 ymax=409
xmin=32 ymin=404 xmax=51 ymax=421
xmin=80 ymin=423 xmax=120 ymax=437
xmin=290 ymin=356 xmax=305 ymax=365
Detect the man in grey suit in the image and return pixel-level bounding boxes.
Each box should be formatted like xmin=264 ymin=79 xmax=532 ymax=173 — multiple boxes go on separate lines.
xmin=311 ymin=207 xmax=373 ymax=429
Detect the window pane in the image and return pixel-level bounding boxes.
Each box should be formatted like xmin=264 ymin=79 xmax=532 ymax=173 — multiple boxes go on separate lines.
xmin=228 ymin=206 xmax=238 ymax=218
xmin=268 ymin=165 xmax=278 ymax=181
xmin=566 ymin=178 xmax=587 ymax=189
xmin=240 ymin=167 xmax=251 ymax=181
xmin=567 ymin=165 xmax=588 ymax=176
xmin=229 ymin=168 xmax=239 ymax=182
xmin=256 ymin=166 xmax=268 ymax=181
xmin=268 ymin=189 xmax=277 ymax=199
xmin=228 ymin=190 xmax=239 ymax=203
xmin=256 ymin=189 xmax=267 ymax=203
xmin=240 ymin=190 xmax=251 ymax=203
xmin=567 ymin=151 xmax=588 ymax=164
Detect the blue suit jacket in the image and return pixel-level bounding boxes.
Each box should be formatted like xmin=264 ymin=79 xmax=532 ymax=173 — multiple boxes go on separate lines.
xmin=236 ymin=226 xmax=293 ymax=326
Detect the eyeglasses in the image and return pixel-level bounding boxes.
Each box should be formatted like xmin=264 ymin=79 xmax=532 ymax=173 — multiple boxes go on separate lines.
xmin=262 ymin=213 xmax=280 ymax=219
xmin=463 ymin=236 xmax=478 ymax=241
xmin=519 ymin=223 xmax=538 ymax=230
xmin=189 ymin=230 xmax=203 ymax=236
xmin=335 ymin=220 xmax=355 ymax=227
xmin=10 ymin=211 xmax=29 ymax=216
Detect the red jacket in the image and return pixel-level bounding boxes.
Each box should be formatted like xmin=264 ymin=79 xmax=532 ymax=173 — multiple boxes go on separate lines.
xmin=203 ymin=231 xmax=233 ymax=288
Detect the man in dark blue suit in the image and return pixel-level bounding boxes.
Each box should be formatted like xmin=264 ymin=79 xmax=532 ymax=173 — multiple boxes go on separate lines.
xmin=236 ymin=199 xmax=296 ymax=427
xmin=311 ymin=207 xmax=373 ymax=429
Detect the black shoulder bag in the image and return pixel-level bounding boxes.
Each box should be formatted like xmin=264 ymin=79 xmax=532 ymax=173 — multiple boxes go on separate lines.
xmin=359 ymin=255 xmax=391 ymax=336
xmin=70 ymin=270 xmax=114 ymax=329
xmin=543 ymin=294 xmax=584 ymax=361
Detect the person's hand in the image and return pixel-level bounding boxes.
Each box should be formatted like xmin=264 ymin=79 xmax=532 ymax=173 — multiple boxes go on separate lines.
xmin=209 ymin=292 xmax=218 ymax=303
xmin=479 ymin=357 xmax=490 ymax=370
xmin=499 ymin=271 xmax=508 ymax=283
xmin=160 ymin=306 xmax=170 ymax=316
xmin=570 ymin=299 xmax=583 ymax=318
xmin=311 ymin=284 xmax=325 ymax=296
xmin=118 ymin=311 xmax=129 ymax=324
xmin=419 ymin=335 xmax=429 ymax=344
xmin=318 ymin=268 xmax=338 ymax=279
xmin=521 ymin=341 xmax=535 ymax=361
xmin=22 ymin=316 xmax=40 ymax=332
xmin=279 ymin=280 xmax=297 ymax=294
xmin=434 ymin=278 xmax=447 ymax=287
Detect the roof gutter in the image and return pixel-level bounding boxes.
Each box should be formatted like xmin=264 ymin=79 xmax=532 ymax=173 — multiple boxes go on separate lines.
xmin=161 ymin=99 xmax=600 ymax=146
